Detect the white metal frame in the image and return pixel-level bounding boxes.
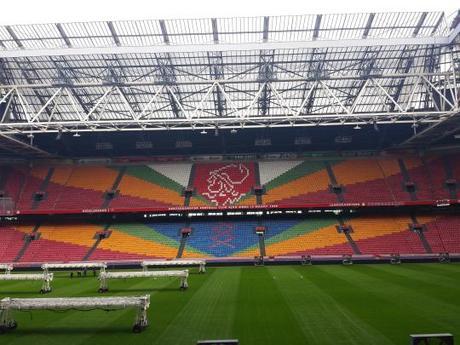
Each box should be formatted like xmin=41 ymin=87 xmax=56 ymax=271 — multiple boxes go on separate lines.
xmin=141 ymin=260 xmax=206 ymax=273
xmin=98 ymin=270 xmax=189 ymax=292
xmin=41 ymin=262 xmax=107 ymax=274
xmin=0 ymin=11 xmax=458 ymax=134
xmin=0 ymin=71 xmax=458 ymax=134
xmin=0 ymin=265 xmax=13 ymax=275
xmin=0 ymin=273 xmax=53 ymax=293
xmin=0 ymin=295 xmax=150 ymax=333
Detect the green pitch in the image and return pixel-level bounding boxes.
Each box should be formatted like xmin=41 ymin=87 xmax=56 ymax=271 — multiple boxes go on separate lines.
xmin=1 ymin=263 xmax=460 ymax=345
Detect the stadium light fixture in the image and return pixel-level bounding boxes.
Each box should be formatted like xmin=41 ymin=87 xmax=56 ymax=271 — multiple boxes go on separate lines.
xmin=73 ymin=132 xmax=81 ymax=137
xmin=353 ymin=125 xmax=362 ymax=130
xmin=230 ymin=129 xmax=237 ymax=134
xmin=200 ymin=129 xmax=207 ymax=135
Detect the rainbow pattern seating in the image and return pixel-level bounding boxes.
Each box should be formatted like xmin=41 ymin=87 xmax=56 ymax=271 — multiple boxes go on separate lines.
xmin=91 ymin=223 xmax=182 ymax=260
xmin=2 ymin=155 xmax=459 ymax=212
xmin=377 ymin=159 xmax=413 ymax=202
xmin=258 ymin=218 xmax=352 ymax=256
xmin=17 ymin=224 xmax=98 ymax=263
xmin=345 ymin=216 xmax=427 ymax=254
xmin=1 ymin=215 xmax=460 ymax=263
xmin=54 ymin=166 xmax=113 ymax=210
xmin=109 ymin=165 xmax=187 ymax=209
xmin=261 ymin=161 xmax=337 ymax=206
xmin=35 ymin=166 xmax=76 ymax=211
xmin=333 ymin=159 xmax=393 ymax=203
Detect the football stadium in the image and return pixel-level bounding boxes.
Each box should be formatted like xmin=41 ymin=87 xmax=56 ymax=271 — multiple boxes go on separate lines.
xmin=0 ymin=8 xmax=460 ymax=345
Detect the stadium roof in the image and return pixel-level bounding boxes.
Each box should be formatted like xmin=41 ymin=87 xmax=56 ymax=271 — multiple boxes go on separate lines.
xmin=0 ymin=11 xmax=459 ymax=148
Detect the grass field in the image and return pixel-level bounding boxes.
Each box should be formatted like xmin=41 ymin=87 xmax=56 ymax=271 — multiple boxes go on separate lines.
xmin=1 ymin=263 xmax=459 ymax=345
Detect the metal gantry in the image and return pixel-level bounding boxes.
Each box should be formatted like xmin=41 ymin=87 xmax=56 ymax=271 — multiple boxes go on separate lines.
xmin=0 ymin=11 xmax=458 ymax=135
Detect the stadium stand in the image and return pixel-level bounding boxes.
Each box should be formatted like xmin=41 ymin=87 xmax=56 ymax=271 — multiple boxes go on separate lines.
xmin=262 ymin=160 xmax=337 ymax=206
xmin=16 ymin=224 xmax=98 ymax=262
xmin=2 ymin=214 xmax=459 ymax=263
xmin=92 ymin=223 xmax=186 ymax=260
xmin=3 ymin=155 xmax=460 ymax=213
xmin=110 ymin=166 xmax=187 ymax=208
xmin=0 ymin=227 xmax=24 ymax=262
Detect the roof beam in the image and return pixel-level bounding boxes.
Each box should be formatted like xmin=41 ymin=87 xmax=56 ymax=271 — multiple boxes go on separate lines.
xmin=0 ymin=133 xmax=51 ymax=156
xmin=207 ymin=52 xmax=226 ymax=117
xmin=56 ymin=24 xmax=72 ymax=47
xmin=412 ymin=12 xmax=428 ymax=37
xmin=431 ymin=13 xmax=445 ymax=35
xmin=159 ymin=20 xmax=170 ymax=44
xmin=211 ymin=18 xmax=219 ymax=43
xmin=313 ymin=15 xmax=322 ymax=40
xmin=362 ymin=13 xmax=375 ymax=38
xmin=0 ymin=35 xmax=453 ymax=59
xmin=3 ymin=71 xmax=454 ymax=89
xmin=107 ymin=21 xmax=121 ymax=47
xmin=263 ymin=16 xmax=269 ymax=42
xmin=5 ymin=26 xmax=23 ymax=49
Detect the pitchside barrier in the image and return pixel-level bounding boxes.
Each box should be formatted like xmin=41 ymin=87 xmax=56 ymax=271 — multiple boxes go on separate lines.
xmin=98 ymin=270 xmax=189 ymax=292
xmin=0 ymin=273 xmax=53 ymax=293
xmin=0 ymin=295 xmax=150 ymax=334
xmin=141 ymin=260 xmax=206 ymax=273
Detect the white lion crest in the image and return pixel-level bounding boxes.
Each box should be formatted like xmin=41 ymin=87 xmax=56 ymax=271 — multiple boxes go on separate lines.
xmin=202 ymin=163 xmax=250 ymax=206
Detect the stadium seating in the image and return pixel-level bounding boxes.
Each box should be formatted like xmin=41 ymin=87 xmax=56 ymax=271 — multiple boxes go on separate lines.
xmin=1 ymin=213 xmax=459 ymax=263
xmin=262 ymin=160 xmax=337 ymax=206
xmin=333 ymin=159 xmax=393 ymax=203
xmin=425 ymin=156 xmax=451 ymax=199
xmin=427 ymin=215 xmax=460 ymax=253
xmin=0 ymin=227 xmax=25 ymax=262
xmin=1 ymin=167 xmax=27 ymax=206
xmin=112 ymin=165 xmax=186 ymax=208
xmin=345 ymin=215 xmax=427 ymax=254
xmin=92 ymin=223 xmax=183 ymax=260
xmin=2 ymin=155 xmax=458 ymax=213
xmin=17 ymin=224 xmax=98 ymax=262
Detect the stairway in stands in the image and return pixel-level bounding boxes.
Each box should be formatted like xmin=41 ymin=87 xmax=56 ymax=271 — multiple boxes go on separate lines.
xmin=337 ymin=218 xmax=361 ymax=255
xmin=411 ymin=215 xmax=432 ymax=253
xmin=325 ymin=162 xmax=345 ymax=202
xmin=101 ymin=167 xmax=126 ymax=208
xmin=258 ymin=233 xmax=266 ymax=257
xmin=398 ymin=159 xmax=418 ymax=201
xmin=254 ymin=162 xmax=263 ymax=205
xmin=443 ymin=157 xmax=458 ymax=199
xmin=83 ymin=224 xmax=110 ymax=260
xmin=176 ymin=221 xmax=191 ymax=258
xmin=177 ymin=236 xmax=187 ymax=259
xmin=183 ymin=164 xmax=197 ymax=207
xmin=14 ymin=224 xmax=40 ymax=262
xmin=31 ymin=167 xmax=55 ymax=209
